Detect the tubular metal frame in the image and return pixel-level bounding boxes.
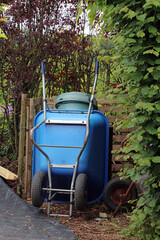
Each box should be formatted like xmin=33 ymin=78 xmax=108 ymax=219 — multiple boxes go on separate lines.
xmin=30 ymin=61 xmax=99 ymax=217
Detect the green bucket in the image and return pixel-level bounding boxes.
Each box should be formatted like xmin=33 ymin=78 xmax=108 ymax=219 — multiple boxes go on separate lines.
xmin=55 ymin=92 xmax=98 ymax=110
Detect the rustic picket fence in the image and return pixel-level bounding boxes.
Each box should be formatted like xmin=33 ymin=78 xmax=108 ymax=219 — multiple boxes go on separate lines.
xmin=17 ymin=94 xmax=132 ymax=198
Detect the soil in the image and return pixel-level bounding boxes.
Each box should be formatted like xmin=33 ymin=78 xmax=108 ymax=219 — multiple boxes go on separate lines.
xmin=40 ymin=202 xmax=136 ymax=240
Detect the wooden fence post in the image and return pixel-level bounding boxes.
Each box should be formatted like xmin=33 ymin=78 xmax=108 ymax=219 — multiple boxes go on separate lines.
xmin=17 ymin=94 xmax=27 ymax=196
xmin=24 ymin=98 xmax=43 ymax=198
xmin=24 ymin=100 xmax=31 ymax=198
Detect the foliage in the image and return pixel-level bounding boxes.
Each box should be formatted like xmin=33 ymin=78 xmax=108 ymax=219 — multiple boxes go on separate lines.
xmin=0 ymin=3 xmax=8 ymax=39
xmin=0 ymin=0 xmax=96 ymax=158
xmin=78 ymin=1 xmax=126 ymax=95
xmin=92 ymin=35 xmax=126 ymax=95
xmin=86 ymin=0 xmax=160 ymax=239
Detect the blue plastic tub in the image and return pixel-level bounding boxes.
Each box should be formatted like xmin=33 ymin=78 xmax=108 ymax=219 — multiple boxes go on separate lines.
xmin=32 ymin=109 xmax=109 ymax=204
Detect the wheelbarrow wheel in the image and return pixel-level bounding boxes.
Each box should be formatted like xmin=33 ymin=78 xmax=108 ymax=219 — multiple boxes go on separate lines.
xmin=31 ymin=171 xmax=46 ymax=208
xmin=103 ymin=177 xmax=137 ymax=211
xmin=75 ymin=173 xmax=88 ymax=210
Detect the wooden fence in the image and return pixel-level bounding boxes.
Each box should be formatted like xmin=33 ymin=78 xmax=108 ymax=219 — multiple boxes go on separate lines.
xmin=18 ymin=95 xmax=132 ymax=198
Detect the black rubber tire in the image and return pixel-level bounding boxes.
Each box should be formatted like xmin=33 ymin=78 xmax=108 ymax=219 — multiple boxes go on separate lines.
xmin=75 ymin=173 xmax=88 ymax=210
xmin=31 ymin=171 xmax=46 ymax=208
xmin=103 ymin=177 xmax=137 ymax=211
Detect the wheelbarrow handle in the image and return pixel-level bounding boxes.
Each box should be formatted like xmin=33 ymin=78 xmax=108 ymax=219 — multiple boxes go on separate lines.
xmin=41 ymin=61 xmax=45 ymax=74
xmin=95 ymin=60 xmax=99 ymax=74
xmin=40 ymin=61 xmax=46 ymax=119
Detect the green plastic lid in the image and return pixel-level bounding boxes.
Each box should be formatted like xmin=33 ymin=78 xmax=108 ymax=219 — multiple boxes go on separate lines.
xmin=55 ymin=92 xmax=98 ymax=110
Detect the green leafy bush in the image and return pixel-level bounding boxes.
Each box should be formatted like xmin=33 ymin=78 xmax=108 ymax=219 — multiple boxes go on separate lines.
xmin=86 ymin=0 xmax=160 ymax=239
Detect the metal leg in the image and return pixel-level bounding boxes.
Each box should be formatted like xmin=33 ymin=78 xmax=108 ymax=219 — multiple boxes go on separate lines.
xmin=47 ymin=187 xmax=52 ymax=215
xmin=47 ymin=201 xmax=51 ymax=215
xmin=69 ymin=192 xmax=73 ymax=217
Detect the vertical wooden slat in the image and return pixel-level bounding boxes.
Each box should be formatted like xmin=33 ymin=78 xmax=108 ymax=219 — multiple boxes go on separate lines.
xmin=24 ymin=104 xmax=30 ymax=197
xmin=108 ymin=126 xmax=113 ymax=180
xmin=27 ymin=98 xmax=34 ymax=198
xmin=24 ymin=98 xmax=43 ymax=198
xmin=17 ymin=94 xmax=27 ymax=196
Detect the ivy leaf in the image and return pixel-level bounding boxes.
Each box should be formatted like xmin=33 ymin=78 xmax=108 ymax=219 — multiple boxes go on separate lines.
xmin=120 ymin=6 xmax=129 ymax=13
xmin=141 ymin=86 xmax=150 ymax=96
xmin=137 ymin=30 xmax=145 ymax=38
xmin=156 ymin=103 xmax=160 ymax=111
xmin=143 ymin=49 xmax=159 ymax=57
xmin=147 ymin=16 xmax=155 ymax=22
xmin=148 ymin=59 xmax=156 ymax=65
xmin=137 ymin=197 xmax=146 ymax=207
xmin=155 ymin=59 xmax=160 ymax=64
xmin=144 ymin=0 xmax=160 ymax=9
xmin=156 ymin=117 xmax=160 ymax=122
xmin=156 ymin=36 xmax=160 ymax=43
xmin=148 ymin=25 xmax=158 ymax=34
xmin=144 ymin=206 xmax=152 ymax=215
xmin=151 ymin=70 xmax=160 ymax=80
xmin=133 ymin=73 xmax=143 ymax=81
xmin=137 ymin=135 xmax=143 ymax=141
xmin=154 ymin=46 xmax=160 ymax=52
xmin=126 ymin=66 xmax=137 ymax=73
xmin=149 ymin=199 xmax=157 ymax=208
xmin=124 ymin=10 xmax=136 ymax=19
xmin=157 ymin=13 xmax=160 ymax=20
xmin=152 ymin=157 xmax=160 ymax=163
xmin=151 ymin=85 xmax=159 ymax=91
xmin=147 ymin=127 xmax=157 ymax=135
xmin=136 ymin=115 xmax=148 ymax=124
xmin=144 ymin=72 xmax=149 ymax=79
xmin=141 ymin=90 xmax=156 ymax=100
xmin=139 ymin=158 xmax=151 ymax=167
xmin=153 ymin=50 xmax=159 ymax=57
xmin=126 ymin=38 xmax=136 ymax=43
xmin=133 ymin=45 xmax=142 ymax=52
xmin=136 ymin=14 xmax=147 ymax=21
xmin=147 ymin=67 xmax=154 ymax=73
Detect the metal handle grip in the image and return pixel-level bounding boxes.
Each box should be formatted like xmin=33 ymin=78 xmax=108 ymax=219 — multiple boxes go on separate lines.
xmin=41 ymin=61 xmax=45 ymax=74
xmin=95 ymin=61 xmax=99 ymax=74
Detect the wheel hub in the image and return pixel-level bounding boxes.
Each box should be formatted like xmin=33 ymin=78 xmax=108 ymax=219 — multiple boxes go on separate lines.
xmin=110 ymin=186 xmax=131 ymax=205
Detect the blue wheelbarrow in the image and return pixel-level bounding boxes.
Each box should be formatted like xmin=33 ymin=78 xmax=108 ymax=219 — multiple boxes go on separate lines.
xmin=30 ymin=61 xmax=110 ymax=217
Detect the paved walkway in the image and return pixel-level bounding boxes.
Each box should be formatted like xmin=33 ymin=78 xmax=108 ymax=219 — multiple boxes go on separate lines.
xmin=0 ymin=177 xmax=76 ymax=240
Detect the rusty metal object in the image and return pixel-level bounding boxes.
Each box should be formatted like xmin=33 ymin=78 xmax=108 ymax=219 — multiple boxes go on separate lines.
xmin=113 ymin=181 xmax=135 ymax=216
